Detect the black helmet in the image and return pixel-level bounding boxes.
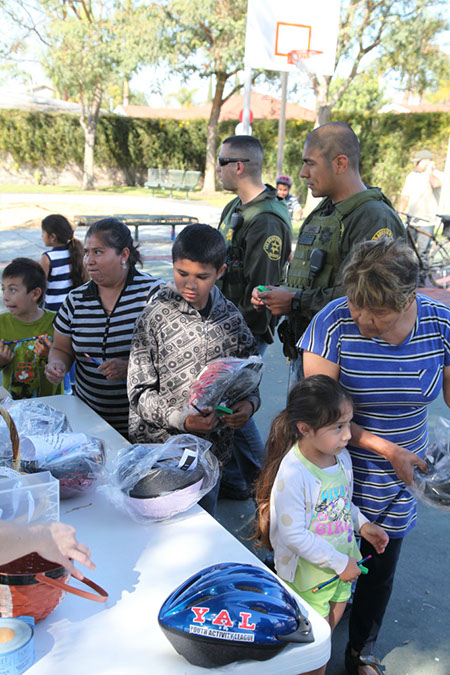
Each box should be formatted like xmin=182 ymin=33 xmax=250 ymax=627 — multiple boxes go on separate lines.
xmin=116 ymin=436 xmax=218 ymax=520
xmin=158 ymin=562 xmax=314 ymax=667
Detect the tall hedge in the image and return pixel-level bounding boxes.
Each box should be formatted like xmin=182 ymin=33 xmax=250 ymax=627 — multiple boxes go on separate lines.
xmin=0 ymin=109 xmax=448 ymax=202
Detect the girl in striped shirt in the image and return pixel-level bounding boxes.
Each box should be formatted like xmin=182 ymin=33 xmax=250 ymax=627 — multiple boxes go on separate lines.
xmin=40 ymin=214 xmax=88 ymax=393
xmin=40 ymin=214 xmax=87 ymax=312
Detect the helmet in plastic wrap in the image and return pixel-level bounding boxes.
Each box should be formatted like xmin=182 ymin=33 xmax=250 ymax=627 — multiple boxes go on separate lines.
xmin=158 ymin=562 xmax=314 ymax=667
xmin=189 ymin=356 xmax=263 ymax=412
xmin=21 ymin=434 xmax=105 ymax=499
xmin=116 ymin=435 xmax=218 ymax=521
xmin=408 ymin=442 xmax=450 ymax=511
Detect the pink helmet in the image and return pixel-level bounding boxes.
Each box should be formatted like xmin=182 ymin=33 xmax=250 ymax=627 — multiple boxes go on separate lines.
xmin=276 ymin=175 xmax=293 ymax=187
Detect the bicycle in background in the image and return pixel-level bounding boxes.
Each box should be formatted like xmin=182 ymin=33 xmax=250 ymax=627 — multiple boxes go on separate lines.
xmin=400 ymin=212 xmax=450 ymax=289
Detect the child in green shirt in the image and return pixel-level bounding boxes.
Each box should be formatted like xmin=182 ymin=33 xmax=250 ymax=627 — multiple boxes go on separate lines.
xmin=0 ymin=258 xmax=63 ymax=399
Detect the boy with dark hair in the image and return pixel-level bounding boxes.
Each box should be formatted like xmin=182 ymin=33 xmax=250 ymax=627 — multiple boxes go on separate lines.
xmin=0 ymin=258 xmax=63 ymax=399
xmin=128 ymin=224 xmax=261 ymax=515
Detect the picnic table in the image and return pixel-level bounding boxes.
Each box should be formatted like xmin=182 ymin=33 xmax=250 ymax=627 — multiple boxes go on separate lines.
xmin=75 ymin=214 xmax=199 ymax=241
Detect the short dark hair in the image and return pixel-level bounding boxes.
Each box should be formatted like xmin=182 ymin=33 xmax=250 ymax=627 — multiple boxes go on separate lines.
xmin=86 ymin=218 xmax=143 ymax=267
xmin=2 ymin=258 xmax=47 ymax=305
xmin=172 ymin=224 xmax=226 ymax=270
xmin=221 ymin=135 xmax=264 ymax=178
xmin=306 ymin=122 xmax=360 ymax=170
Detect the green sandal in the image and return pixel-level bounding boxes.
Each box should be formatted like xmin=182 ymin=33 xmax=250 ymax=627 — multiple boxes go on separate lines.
xmin=345 ymin=643 xmax=385 ymax=675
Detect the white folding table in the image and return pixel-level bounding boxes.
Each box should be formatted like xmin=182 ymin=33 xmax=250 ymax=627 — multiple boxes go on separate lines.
xmin=26 ymin=395 xmax=331 ymax=674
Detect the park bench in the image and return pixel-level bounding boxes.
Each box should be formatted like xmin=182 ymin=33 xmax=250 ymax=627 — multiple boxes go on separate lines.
xmin=75 ymin=214 xmax=199 ymax=241
xmin=143 ymin=169 xmax=202 ymax=198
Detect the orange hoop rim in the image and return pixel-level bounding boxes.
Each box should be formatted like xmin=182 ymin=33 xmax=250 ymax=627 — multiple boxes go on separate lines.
xmin=287 ymin=49 xmax=323 ymax=65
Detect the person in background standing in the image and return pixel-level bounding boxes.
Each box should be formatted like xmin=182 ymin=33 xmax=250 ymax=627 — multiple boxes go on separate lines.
xmin=398 ymin=149 xmax=444 ymax=255
xmin=40 ymin=214 xmax=89 ymax=393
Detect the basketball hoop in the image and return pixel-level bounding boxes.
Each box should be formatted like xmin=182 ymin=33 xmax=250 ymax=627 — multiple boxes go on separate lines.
xmin=288 ymin=49 xmax=323 ymax=74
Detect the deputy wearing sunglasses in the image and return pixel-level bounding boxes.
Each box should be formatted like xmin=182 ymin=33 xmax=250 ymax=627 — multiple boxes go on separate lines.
xmin=216 ymin=134 xmax=292 ymax=501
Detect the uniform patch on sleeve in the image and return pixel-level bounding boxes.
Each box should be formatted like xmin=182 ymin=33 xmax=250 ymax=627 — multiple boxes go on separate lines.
xmin=371 ymin=228 xmax=393 ymax=240
xmin=263 ymin=235 xmax=282 ymax=260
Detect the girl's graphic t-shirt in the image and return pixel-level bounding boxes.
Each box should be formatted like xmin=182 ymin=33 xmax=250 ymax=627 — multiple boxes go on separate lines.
xmin=290 ymin=446 xmax=361 ymax=592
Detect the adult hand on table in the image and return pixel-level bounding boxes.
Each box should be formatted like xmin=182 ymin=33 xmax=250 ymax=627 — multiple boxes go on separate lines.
xmin=45 ymin=359 xmax=67 ymax=384
xmin=98 ymin=358 xmax=128 ymax=381
xmin=221 ymin=400 xmax=254 ymax=429
xmin=252 ymin=287 xmax=295 ymax=316
xmin=33 ymin=522 xmax=95 ymax=581
xmin=184 ymin=409 xmax=219 ymax=434
xmin=0 ymin=340 xmax=14 ymax=368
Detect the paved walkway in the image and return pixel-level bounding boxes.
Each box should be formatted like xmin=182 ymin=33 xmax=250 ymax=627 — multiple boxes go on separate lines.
xmin=0 ymin=192 xmax=449 ymax=674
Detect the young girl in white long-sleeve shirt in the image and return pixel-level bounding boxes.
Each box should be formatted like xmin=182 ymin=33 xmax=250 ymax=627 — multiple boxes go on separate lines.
xmin=255 ymin=375 xmax=388 ymax=675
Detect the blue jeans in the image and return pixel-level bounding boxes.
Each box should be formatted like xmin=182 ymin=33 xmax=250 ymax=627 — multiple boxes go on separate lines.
xmin=198 ymin=479 xmax=221 ymax=517
xmin=220 ymin=336 xmax=267 ymax=493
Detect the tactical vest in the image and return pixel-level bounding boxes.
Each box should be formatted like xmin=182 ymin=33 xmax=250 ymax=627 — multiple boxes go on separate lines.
xmin=217 ymin=195 xmax=291 ymax=308
xmin=283 ymin=188 xmax=396 ymax=345
xmin=286 ymin=188 xmax=394 ymax=291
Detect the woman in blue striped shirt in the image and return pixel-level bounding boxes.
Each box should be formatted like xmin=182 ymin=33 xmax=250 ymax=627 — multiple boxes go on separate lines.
xmin=299 ymin=238 xmax=450 ymax=675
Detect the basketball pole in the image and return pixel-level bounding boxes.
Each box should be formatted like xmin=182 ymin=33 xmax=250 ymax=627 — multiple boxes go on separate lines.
xmin=276 ymin=71 xmax=289 ymax=176
xmin=242 ymin=66 xmax=252 ymax=135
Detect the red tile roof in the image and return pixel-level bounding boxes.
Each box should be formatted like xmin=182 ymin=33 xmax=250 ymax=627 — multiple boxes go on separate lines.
xmin=116 ymin=91 xmax=316 ymax=122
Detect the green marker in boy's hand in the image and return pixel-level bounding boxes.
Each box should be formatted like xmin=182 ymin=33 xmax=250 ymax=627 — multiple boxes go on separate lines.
xmin=257 ymin=285 xmax=269 ymax=292
xmin=215 ymin=405 xmax=234 ymax=416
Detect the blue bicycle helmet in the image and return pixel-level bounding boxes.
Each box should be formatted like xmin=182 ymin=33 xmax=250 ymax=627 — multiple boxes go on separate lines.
xmin=158 ymin=562 xmax=314 ymax=667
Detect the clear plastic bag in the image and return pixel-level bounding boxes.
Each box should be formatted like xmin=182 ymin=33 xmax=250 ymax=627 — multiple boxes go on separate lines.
xmin=407 ymin=417 xmax=450 ymax=511
xmin=102 ymin=434 xmax=219 ymax=523
xmin=0 ymin=400 xmax=72 ymax=460
xmin=20 ymin=432 xmax=105 ymax=500
xmin=188 ymin=356 xmax=263 ymax=414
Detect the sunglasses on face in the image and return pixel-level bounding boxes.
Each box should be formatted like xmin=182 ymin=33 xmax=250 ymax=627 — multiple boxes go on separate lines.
xmin=217 ymin=157 xmax=250 ymax=167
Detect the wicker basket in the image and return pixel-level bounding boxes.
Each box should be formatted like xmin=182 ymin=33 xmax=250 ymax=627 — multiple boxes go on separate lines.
xmin=0 ymin=552 xmax=108 ymax=622
xmin=0 ymin=406 xmax=20 ymax=473
xmin=0 ymin=407 xmax=108 ymax=622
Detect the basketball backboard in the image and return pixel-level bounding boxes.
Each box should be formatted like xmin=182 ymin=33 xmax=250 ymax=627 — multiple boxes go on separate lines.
xmin=245 ymin=0 xmax=340 ymax=76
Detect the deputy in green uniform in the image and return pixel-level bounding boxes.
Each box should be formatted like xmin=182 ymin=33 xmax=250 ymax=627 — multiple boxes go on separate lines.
xmin=217 ymin=135 xmax=292 ymax=349
xmin=251 ymin=122 xmax=405 ymax=380
xmin=216 ymin=134 xmax=292 ymax=500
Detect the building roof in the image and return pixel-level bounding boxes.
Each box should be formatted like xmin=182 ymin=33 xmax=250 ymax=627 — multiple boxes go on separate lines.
xmin=114 ymin=91 xmax=316 ymax=122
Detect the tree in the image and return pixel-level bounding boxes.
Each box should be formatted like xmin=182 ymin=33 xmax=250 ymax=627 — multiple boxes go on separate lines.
xmin=312 ymin=0 xmax=448 ymax=126
xmin=332 ymin=68 xmax=387 ymax=112
xmin=153 ymin=0 xmax=250 ymax=192
xmin=165 ymin=87 xmax=198 ymax=108
xmin=380 ymin=16 xmax=449 ymax=101
xmin=0 ymin=0 xmax=152 ymax=188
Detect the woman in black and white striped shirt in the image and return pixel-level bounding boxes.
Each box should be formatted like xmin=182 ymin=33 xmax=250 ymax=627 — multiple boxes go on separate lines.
xmin=45 ymin=218 xmax=163 ymax=436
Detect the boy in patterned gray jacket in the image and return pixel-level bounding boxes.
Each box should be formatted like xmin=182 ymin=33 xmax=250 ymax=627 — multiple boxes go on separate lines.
xmin=127 ymin=224 xmax=261 ymax=515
